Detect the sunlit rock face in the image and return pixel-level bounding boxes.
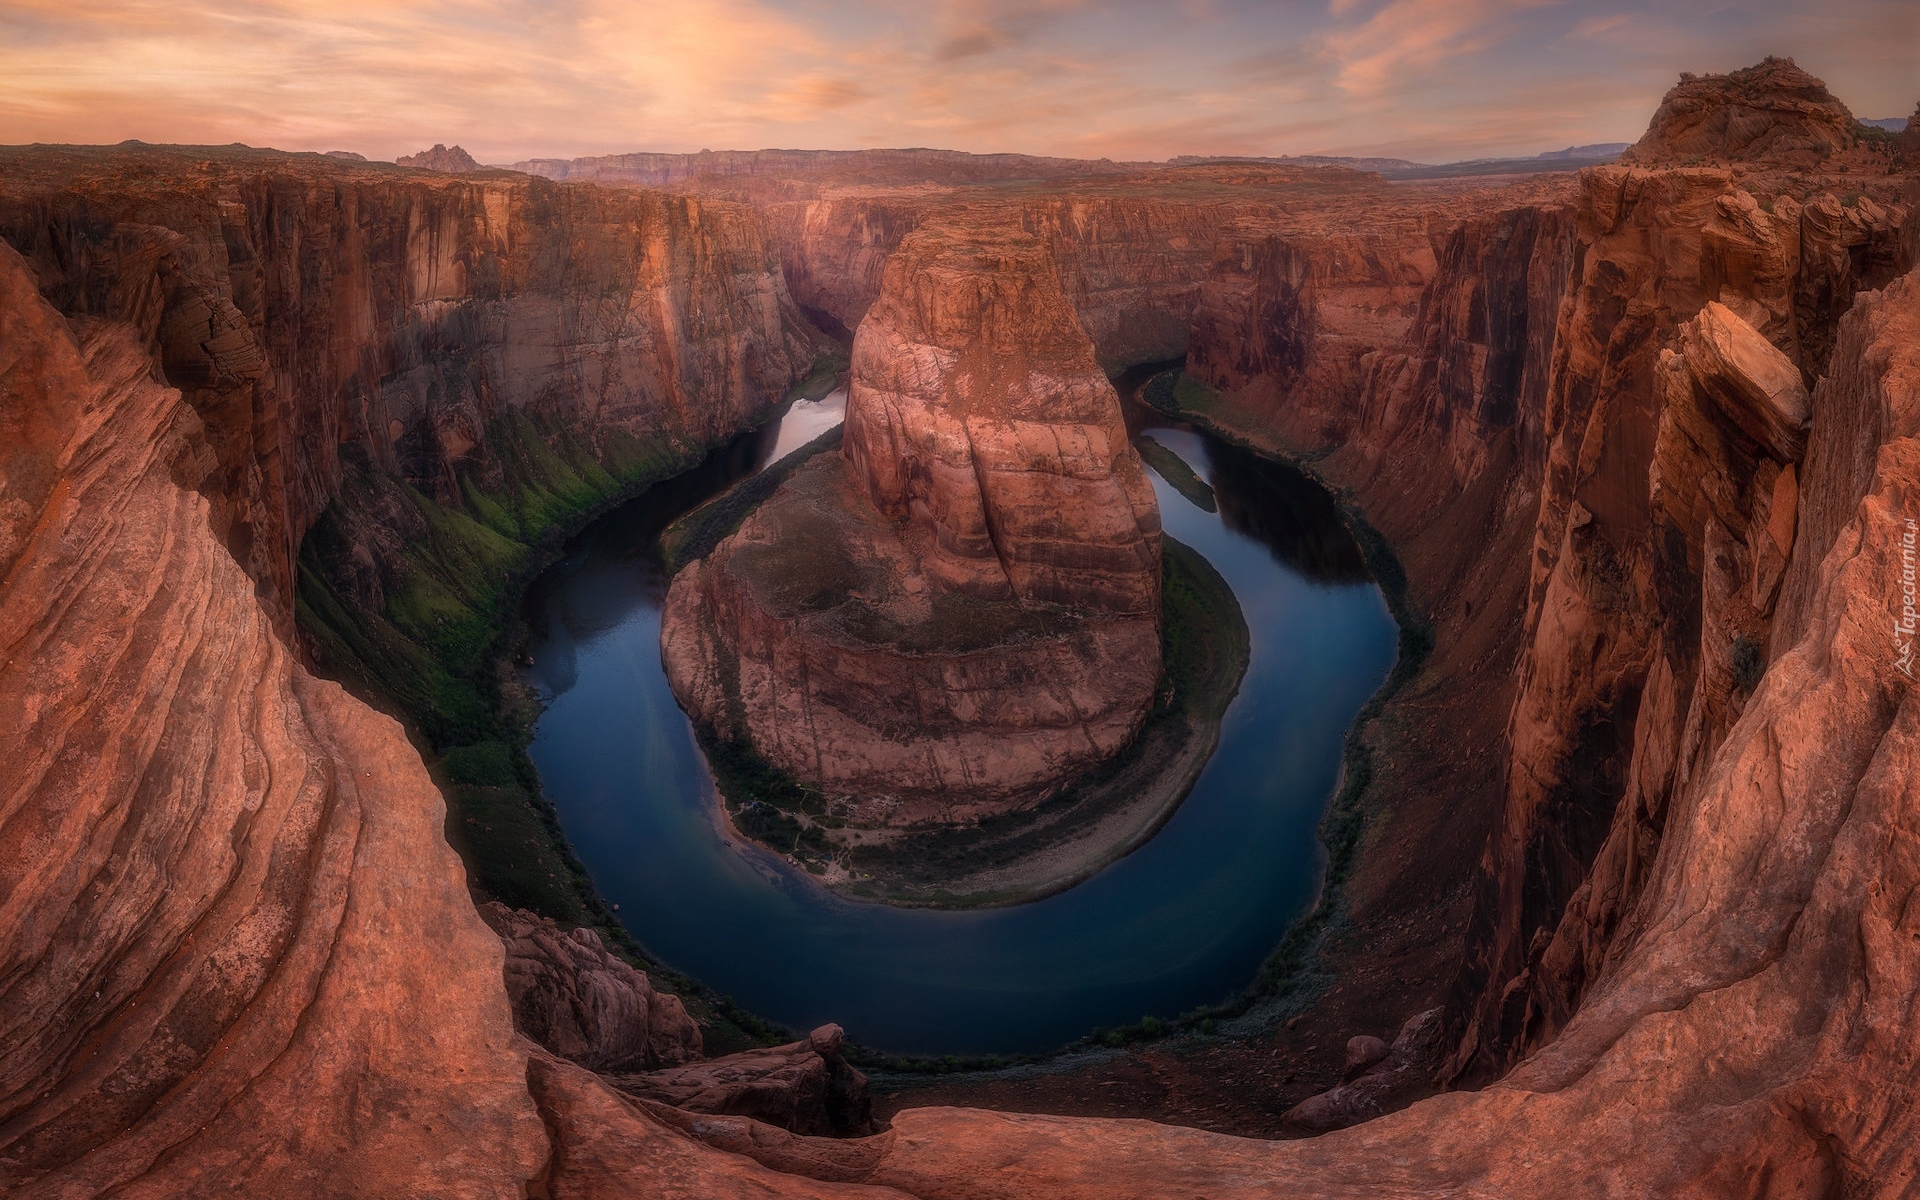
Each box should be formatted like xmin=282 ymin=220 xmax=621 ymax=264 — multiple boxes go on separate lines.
xmin=842 ymin=222 xmax=1162 ymax=615
xmin=664 ymin=222 xmax=1163 ymax=822
xmin=0 ymin=240 xmax=548 ymax=1197
xmin=6 ymin=52 xmax=1920 ymax=1199
xmin=0 ymin=144 xmax=823 ymax=627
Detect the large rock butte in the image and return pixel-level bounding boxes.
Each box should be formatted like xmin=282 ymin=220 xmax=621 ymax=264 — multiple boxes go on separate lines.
xmin=663 ymin=223 xmax=1162 ymax=821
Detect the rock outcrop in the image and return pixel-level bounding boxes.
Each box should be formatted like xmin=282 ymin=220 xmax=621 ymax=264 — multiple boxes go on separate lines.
xmin=1621 ymin=57 xmax=1862 ymax=168
xmin=479 ymin=903 xmax=702 ymax=1073
xmin=842 ymin=224 xmax=1162 ymax=613
xmin=615 ymin=1023 xmax=875 ymax=1138
xmin=397 ymin=143 xmax=485 ymax=172
xmin=1282 ymin=1010 xmax=1444 ymax=1133
xmin=580 ymin=263 xmax=1920 ymax=1197
xmin=663 ymin=223 xmax=1162 ymax=820
xmin=1448 ymin=159 xmax=1912 ymax=1081
xmin=0 ymin=239 xmax=548 ymax=1196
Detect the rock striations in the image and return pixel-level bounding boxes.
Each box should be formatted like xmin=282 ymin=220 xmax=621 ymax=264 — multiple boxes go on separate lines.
xmin=3 ymin=55 xmax=1920 ymax=1199
xmin=0 ymin=143 xmax=824 ymax=626
xmin=663 ymin=223 xmax=1162 ymax=821
xmin=0 ymin=240 xmax=548 ymax=1197
xmin=479 ymin=903 xmax=703 ymax=1074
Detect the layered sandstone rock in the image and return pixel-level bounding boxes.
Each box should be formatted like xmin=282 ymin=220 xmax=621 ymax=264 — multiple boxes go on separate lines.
xmin=1622 ymin=57 xmax=1863 ymax=168
xmin=0 ymin=240 xmax=547 ymax=1196
xmin=663 ymin=223 xmax=1162 ymax=819
xmin=842 ymin=224 xmax=1162 ymax=612
xmin=615 ymin=1023 xmax=875 ymax=1138
xmin=1447 ymin=158 xmax=1912 ymax=1081
xmin=512 ymin=147 xmax=1138 ymax=186
xmin=0 ymin=143 xmax=822 ymax=625
xmin=7 ymin=58 xmax=1920 ymax=1195
xmin=754 ymin=164 xmax=1416 ymax=371
xmin=569 ymin=263 xmax=1920 ymax=1199
xmin=479 ymin=903 xmax=702 ymax=1073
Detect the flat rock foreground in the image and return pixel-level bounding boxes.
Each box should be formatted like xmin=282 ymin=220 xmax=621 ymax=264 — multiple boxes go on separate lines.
xmin=3 ymin=58 xmax=1920 ymax=1196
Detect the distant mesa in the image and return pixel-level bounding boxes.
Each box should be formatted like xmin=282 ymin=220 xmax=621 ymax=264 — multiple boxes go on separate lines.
xmin=510 ymin=146 xmax=1136 ymax=186
xmin=1622 ymin=56 xmax=1863 ymax=168
xmin=324 ymin=150 xmax=367 ymax=161
xmin=1539 ymin=142 xmax=1631 ymax=159
xmin=397 ymin=143 xmax=483 ymax=172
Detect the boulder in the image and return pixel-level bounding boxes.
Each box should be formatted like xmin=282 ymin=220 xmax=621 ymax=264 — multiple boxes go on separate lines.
xmin=478 ymin=903 xmax=702 ymax=1073
xmin=614 ymin=1024 xmax=874 ymax=1137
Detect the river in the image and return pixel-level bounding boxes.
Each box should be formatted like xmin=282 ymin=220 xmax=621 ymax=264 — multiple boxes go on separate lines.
xmin=518 ymin=382 xmax=1397 ymax=1055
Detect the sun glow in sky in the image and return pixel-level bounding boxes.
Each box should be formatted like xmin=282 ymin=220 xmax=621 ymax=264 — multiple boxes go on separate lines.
xmin=0 ymin=0 xmax=1912 ymax=164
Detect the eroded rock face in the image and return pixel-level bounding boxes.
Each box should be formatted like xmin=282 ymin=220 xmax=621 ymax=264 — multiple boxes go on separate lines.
xmin=664 ymin=224 xmax=1162 ymax=819
xmin=1448 ymin=160 xmax=1912 ymax=1082
xmin=614 ymin=1024 xmax=875 ymax=1138
xmin=479 ymin=903 xmax=702 ymax=1073
xmin=578 ymin=264 xmax=1920 ymax=1198
xmin=0 ymin=240 xmax=547 ymax=1197
xmin=1622 ymin=57 xmax=1863 ymax=168
xmin=843 ymin=223 xmax=1162 ymax=613
xmin=0 ymin=143 xmax=822 ymax=626
xmin=6 ymin=63 xmax=1919 ymax=1193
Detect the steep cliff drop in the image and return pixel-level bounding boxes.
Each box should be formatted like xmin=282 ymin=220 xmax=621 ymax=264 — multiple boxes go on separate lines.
xmin=0 ymin=240 xmax=548 ymax=1196
xmin=662 ymin=222 xmax=1164 ymax=830
xmin=4 ymin=56 xmax=1920 ymax=1199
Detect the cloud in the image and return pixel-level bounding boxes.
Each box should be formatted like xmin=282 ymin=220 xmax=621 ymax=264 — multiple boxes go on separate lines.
xmin=776 ymin=77 xmax=873 ymax=112
xmin=0 ymin=0 xmax=1906 ymax=163
xmin=1318 ymin=0 xmax=1556 ymax=100
xmin=1570 ymin=13 xmax=1629 ymax=38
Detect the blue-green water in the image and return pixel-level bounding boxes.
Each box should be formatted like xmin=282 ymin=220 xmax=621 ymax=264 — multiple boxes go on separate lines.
xmin=520 ymin=395 xmax=1397 ymax=1056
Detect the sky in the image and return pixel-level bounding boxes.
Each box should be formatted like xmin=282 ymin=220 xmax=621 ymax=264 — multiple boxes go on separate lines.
xmin=0 ymin=0 xmax=1913 ymax=165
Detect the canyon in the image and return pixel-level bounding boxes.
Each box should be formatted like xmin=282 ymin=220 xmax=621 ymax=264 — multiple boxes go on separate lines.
xmin=2 ymin=56 xmax=1917 ymax=1197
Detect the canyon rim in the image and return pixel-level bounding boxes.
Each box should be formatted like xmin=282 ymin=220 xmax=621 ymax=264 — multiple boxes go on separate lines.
xmin=2 ymin=17 xmax=1919 ymax=1200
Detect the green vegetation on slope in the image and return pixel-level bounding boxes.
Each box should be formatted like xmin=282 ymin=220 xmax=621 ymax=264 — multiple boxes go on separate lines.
xmin=660 ymin=426 xmax=846 ymax=575
xmin=295 ymin=352 xmax=844 ymax=1053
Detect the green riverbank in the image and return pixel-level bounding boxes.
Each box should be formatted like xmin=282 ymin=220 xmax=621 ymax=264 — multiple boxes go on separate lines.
xmin=295 ymin=351 xmax=843 ymax=1052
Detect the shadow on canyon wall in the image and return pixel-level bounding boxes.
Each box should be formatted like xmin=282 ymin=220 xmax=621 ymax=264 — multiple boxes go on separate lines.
xmin=1 ymin=55 xmax=1918 ymax=1196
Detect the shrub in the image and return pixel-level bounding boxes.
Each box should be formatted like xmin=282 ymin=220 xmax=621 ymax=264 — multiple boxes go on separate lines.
xmin=1731 ymin=634 xmax=1765 ymax=694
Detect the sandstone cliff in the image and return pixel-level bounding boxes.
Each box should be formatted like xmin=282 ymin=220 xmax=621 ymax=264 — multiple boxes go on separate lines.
xmin=510 ymin=147 xmax=1140 ymax=186
xmin=842 ymin=223 xmax=1162 ymax=613
xmin=544 ymin=259 xmax=1920 ymax=1199
xmin=1448 ymin=160 xmax=1912 ymax=1080
xmin=0 ymin=239 xmax=548 ymax=1197
xmin=6 ymin=57 xmax=1920 ymax=1196
xmin=663 ymin=223 xmax=1162 ymax=821
xmin=0 ymin=143 xmax=823 ymax=627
